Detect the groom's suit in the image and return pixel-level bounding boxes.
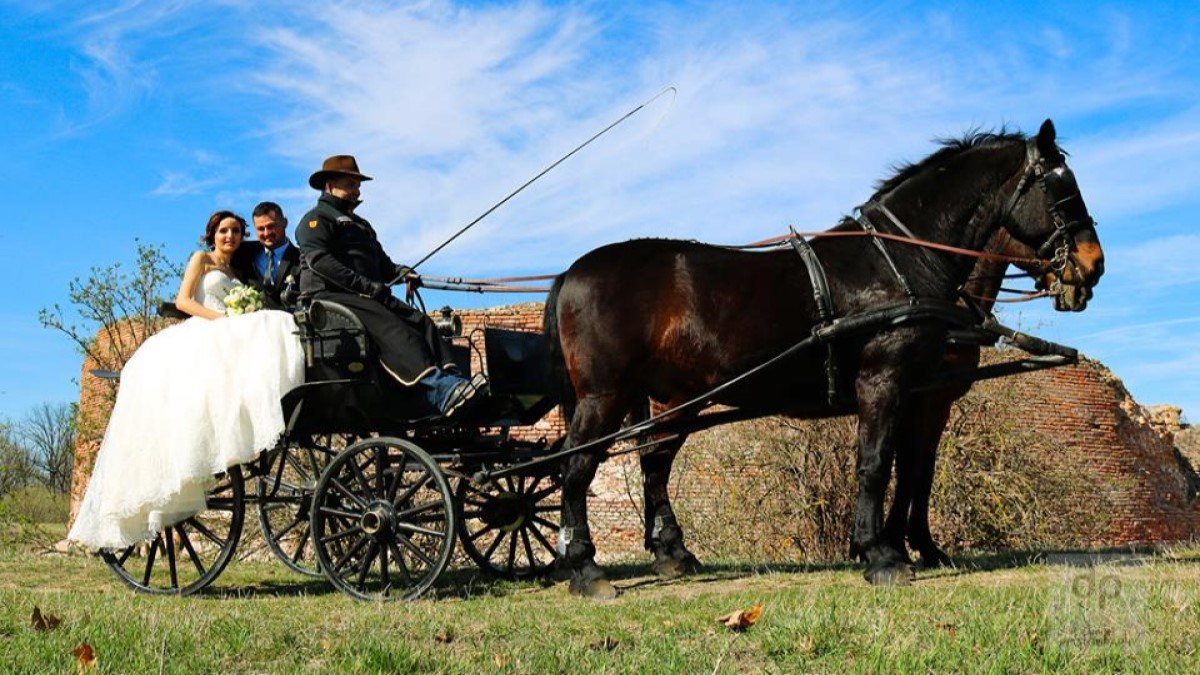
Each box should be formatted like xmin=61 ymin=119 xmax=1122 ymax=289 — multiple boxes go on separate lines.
xmin=233 ymin=240 xmax=301 ymax=310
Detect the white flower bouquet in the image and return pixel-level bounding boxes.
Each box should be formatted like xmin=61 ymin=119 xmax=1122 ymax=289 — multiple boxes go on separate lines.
xmin=224 ymin=284 xmax=264 ymax=315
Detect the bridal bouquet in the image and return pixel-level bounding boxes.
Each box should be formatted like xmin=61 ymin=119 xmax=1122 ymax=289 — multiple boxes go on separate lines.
xmin=224 ymin=284 xmax=264 ymax=315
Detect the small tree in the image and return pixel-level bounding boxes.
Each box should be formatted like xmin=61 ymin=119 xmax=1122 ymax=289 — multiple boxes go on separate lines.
xmin=39 ymin=239 xmax=181 ymax=381
xmin=39 ymin=240 xmax=181 ymax=451
xmin=18 ymin=403 xmax=77 ymax=494
xmin=0 ymin=422 xmax=35 ymax=498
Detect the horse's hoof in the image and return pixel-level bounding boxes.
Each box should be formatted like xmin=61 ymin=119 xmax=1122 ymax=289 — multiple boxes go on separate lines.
xmin=548 ymin=560 xmax=573 ymax=582
xmin=918 ymin=549 xmax=953 ymax=570
xmin=864 ymin=563 xmax=916 ymax=587
xmin=569 ymin=576 xmax=618 ymax=600
xmin=652 ymin=554 xmax=702 ymax=579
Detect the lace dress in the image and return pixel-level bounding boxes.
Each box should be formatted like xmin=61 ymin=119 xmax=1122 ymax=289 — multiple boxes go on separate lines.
xmin=69 ymin=270 xmax=305 ymax=550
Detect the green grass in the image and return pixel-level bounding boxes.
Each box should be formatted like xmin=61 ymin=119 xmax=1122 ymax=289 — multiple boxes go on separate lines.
xmin=1 ymin=543 xmax=1198 ymax=674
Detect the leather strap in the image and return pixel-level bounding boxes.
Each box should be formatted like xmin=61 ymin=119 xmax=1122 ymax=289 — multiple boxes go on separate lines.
xmin=788 ymin=228 xmax=840 ymax=406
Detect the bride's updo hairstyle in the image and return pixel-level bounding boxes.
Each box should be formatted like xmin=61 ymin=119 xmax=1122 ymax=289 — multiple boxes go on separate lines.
xmin=201 ymin=210 xmax=248 ymax=249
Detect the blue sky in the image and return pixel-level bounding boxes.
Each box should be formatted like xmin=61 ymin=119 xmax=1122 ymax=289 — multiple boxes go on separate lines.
xmin=1 ymin=0 xmax=1197 ymax=423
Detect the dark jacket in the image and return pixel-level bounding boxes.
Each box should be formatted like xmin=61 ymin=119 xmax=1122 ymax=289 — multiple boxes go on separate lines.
xmin=232 ymin=240 xmax=300 ymax=310
xmin=295 ymin=192 xmax=400 ymax=297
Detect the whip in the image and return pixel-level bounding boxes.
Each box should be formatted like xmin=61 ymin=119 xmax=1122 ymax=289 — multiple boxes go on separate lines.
xmin=404 ymin=86 xmax=677 ymax=277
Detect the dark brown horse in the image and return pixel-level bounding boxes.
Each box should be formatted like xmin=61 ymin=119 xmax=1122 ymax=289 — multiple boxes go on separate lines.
xmin=544 ymin=120 xmax=1104 ymax=598
xmin=880 ymin=228 xmax=1046 ymax=570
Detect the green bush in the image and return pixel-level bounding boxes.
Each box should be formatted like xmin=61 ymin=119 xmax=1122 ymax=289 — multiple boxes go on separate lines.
xmin=0 ymin=485 xmax=70 ymax=524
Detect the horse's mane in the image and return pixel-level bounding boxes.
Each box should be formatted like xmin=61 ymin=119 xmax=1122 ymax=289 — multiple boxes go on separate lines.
xmin=872 ymin=127 xmax=1027 ymax=197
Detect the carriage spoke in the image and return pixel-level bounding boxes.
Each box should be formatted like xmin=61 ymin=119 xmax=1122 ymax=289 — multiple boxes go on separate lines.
xmin=176 ymin=526 xmax=207 ymax=576
xmin=290 ymin=527 xmax=311 ymax=565
xmin=521 ymin=528 xmax=536 ymax=565
xmin=527 ymin=522 xmax=556 ymax=555
xmin=506 ymin=529 xmax=518 ymax=570
xmin=319 ymin=524 xmax=363 ymax=545
xmin=333 ymin=533 xmax=371 ymax=574
xmin=532 ymin=516 xmax=559 ymax=530
xmin=482 ymin=529 xmax=507 ymax=560
xmin=468 ymin=522 xmax=499 ymax=542
xmin=187 ymin=518 xmax=226 ymax=548
xmin=354 ymin=542 xmax=379 ymax=589
xmin=394 ymin=522 xmax=445 ymax=538
xmin=395 ymin=532 xmax=436 ymax=568
xmin=318 ymin=505 xmax=361 ymax=521
xmin=391 ymin=472 xmax=431 ymax=508
xmin=164 ymin=527 xmax=179 ymax=589
xmin=348 ymin=456 xmax=375 ymax=498
xmin=388 ymin=541 xmax=413 ymax=586
xmin=529 ymin=484 xmax=559 ymax=501
xmin=142 ymin=535 xmax=161 ymax=587
xmin=116 ymin=545 xmax=135 ymax=566
xmin=272 ymin=513 xmax=307 ymax=540
xmin=329 ymin=478 xmax=369 ymax=510
xmin=378 ymin=545 xmax=390 ymax=594
xmin=205 ymin=497 xmax=237 ymax=511
xmin=374 ymin=445 xmax=387 ymax=499
xmin=393 ymin=500 xmax=444 ymax=521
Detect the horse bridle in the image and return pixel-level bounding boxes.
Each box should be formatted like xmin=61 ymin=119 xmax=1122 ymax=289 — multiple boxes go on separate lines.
xmin=1000 ymin=139 xmax=1097 ymax=276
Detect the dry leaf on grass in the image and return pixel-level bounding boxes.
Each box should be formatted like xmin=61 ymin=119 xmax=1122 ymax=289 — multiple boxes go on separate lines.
xmin=72 ymin=643 xmax=96 ymax=671
xmin=31 ymin=607 xmax=61 ymax=631
xmin=434 ymin=629 xmax=455 ymax=644
xmin=936 ymin=622 xmax=957 ymax=638
xmin=715 ymin=603 xmax=763 ymax=631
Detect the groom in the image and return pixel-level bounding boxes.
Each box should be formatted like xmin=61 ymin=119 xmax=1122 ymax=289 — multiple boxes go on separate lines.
xmin=233 ymin=201 xmax=301 ymax=309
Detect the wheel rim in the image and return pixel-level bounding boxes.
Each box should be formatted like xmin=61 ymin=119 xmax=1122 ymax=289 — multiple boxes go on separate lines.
xmin=311 ymin=438 xmax=456 ymax=601
xmin=101 ymin=467 xmax=245 ymax=595
xmin=256 ymin=435 xmax=341 ymax=576
xmin=457 ymin=470 xmax=561 ymax=579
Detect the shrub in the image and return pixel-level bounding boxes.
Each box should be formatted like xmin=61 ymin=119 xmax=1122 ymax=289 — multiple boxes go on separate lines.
xmin=664 ymin=380 xmax=1107 ymax=563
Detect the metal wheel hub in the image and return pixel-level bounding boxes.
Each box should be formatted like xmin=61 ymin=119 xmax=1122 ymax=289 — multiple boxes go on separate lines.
xmin=481 ymin=492 xmax=530 ymax=533
xmin=360 ymin=500 xmax=397 ymax=540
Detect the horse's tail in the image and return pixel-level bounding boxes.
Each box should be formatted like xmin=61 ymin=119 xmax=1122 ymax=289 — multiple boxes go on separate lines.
xmin=543 ymin=273 xmax=577 ymax=424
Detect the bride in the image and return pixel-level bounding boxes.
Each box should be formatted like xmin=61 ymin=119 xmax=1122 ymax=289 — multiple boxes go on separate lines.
xmin=69 ymin=211 xmax=305 ymax=550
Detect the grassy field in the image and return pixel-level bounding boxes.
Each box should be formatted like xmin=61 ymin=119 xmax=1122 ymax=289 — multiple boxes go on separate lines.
xmin=1 ymin=529 xmax=1198 ymax=674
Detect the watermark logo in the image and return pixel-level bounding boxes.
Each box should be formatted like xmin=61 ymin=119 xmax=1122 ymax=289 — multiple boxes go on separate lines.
xmin=1045 ymin=553 xmax=1149 ymax=647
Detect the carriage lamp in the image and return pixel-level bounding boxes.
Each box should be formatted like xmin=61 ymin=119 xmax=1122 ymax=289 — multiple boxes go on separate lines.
xmin=435 ymin=306 xmax=462 ymax=337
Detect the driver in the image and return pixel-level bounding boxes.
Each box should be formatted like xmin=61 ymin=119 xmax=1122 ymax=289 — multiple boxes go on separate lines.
xmin=295 ymin=155 xmax=486 ymax=417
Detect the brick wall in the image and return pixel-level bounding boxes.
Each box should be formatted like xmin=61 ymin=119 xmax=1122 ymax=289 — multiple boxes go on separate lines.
xmin=73 ymin=303 xmax=1200 ymax=561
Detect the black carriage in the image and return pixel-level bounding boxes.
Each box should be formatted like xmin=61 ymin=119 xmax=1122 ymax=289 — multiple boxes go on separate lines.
xmin=100 ymin=299 xmax=563 ymax=601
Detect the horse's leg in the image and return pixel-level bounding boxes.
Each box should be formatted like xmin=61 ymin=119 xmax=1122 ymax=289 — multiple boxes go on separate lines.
xmin=641 ymin=433 xmax=702 ymax=578
xmin=853 ymin=369 xmax=917 ymax=586
xmin=560 ymin=393 xmax=627 ymax=600
xmin=904 ymin=395 xmax=956 ymax=569
xmin=881 ymin=439 xmax=916 ymax=564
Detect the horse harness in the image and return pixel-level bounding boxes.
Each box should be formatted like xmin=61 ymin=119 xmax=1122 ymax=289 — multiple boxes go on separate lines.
xmin=783 ymin=138 xmax=1091 ymax=407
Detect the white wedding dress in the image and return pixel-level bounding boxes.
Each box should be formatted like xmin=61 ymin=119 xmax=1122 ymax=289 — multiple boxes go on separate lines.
xmin=69 ymin=270 xmax=305 ymax=550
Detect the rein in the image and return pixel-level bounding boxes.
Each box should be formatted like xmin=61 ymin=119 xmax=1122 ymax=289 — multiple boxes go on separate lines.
xmin=416 ymin=229 xmax=1050 ymax=296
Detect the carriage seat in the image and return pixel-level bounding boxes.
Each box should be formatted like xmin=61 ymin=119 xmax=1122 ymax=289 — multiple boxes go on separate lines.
xmin=293 ymin=299 xmax=373 ymax=380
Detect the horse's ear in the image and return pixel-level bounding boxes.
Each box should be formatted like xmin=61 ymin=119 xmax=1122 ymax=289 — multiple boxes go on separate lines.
xmin=1036 ymin=119 xmax=1057 ymax=156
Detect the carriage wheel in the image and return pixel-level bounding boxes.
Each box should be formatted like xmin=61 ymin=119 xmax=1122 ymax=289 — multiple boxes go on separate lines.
xmin=256 ymin=435 xmax=341 ymax=576
xmin=100 ymin=467 xmax=245 ymax=596
xmin=310 ymin=437 xmax=456 ymax=601
xmin=457 ymin=469 xmax=561 ymax=580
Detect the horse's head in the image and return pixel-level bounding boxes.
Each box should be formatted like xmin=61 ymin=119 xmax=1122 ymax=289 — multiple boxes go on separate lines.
xmin=1002 ymin=119 xmax=1104 ymax=311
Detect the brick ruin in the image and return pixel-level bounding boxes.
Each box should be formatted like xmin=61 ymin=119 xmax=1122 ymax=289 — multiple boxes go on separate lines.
xmin=72 ymin=302 xmax=1200 ymax=560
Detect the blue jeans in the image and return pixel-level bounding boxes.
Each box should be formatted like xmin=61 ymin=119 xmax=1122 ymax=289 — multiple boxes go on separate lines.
xmin=419 ymin=368 xmax=468 ymax=412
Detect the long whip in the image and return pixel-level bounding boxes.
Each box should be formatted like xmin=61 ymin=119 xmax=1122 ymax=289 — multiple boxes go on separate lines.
xmin=404 ymin=86 xmax=677 ymax=277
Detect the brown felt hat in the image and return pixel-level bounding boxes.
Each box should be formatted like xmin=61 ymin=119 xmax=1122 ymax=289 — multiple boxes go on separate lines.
xmin=308 ymin=155 xmax=374 ymax=190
